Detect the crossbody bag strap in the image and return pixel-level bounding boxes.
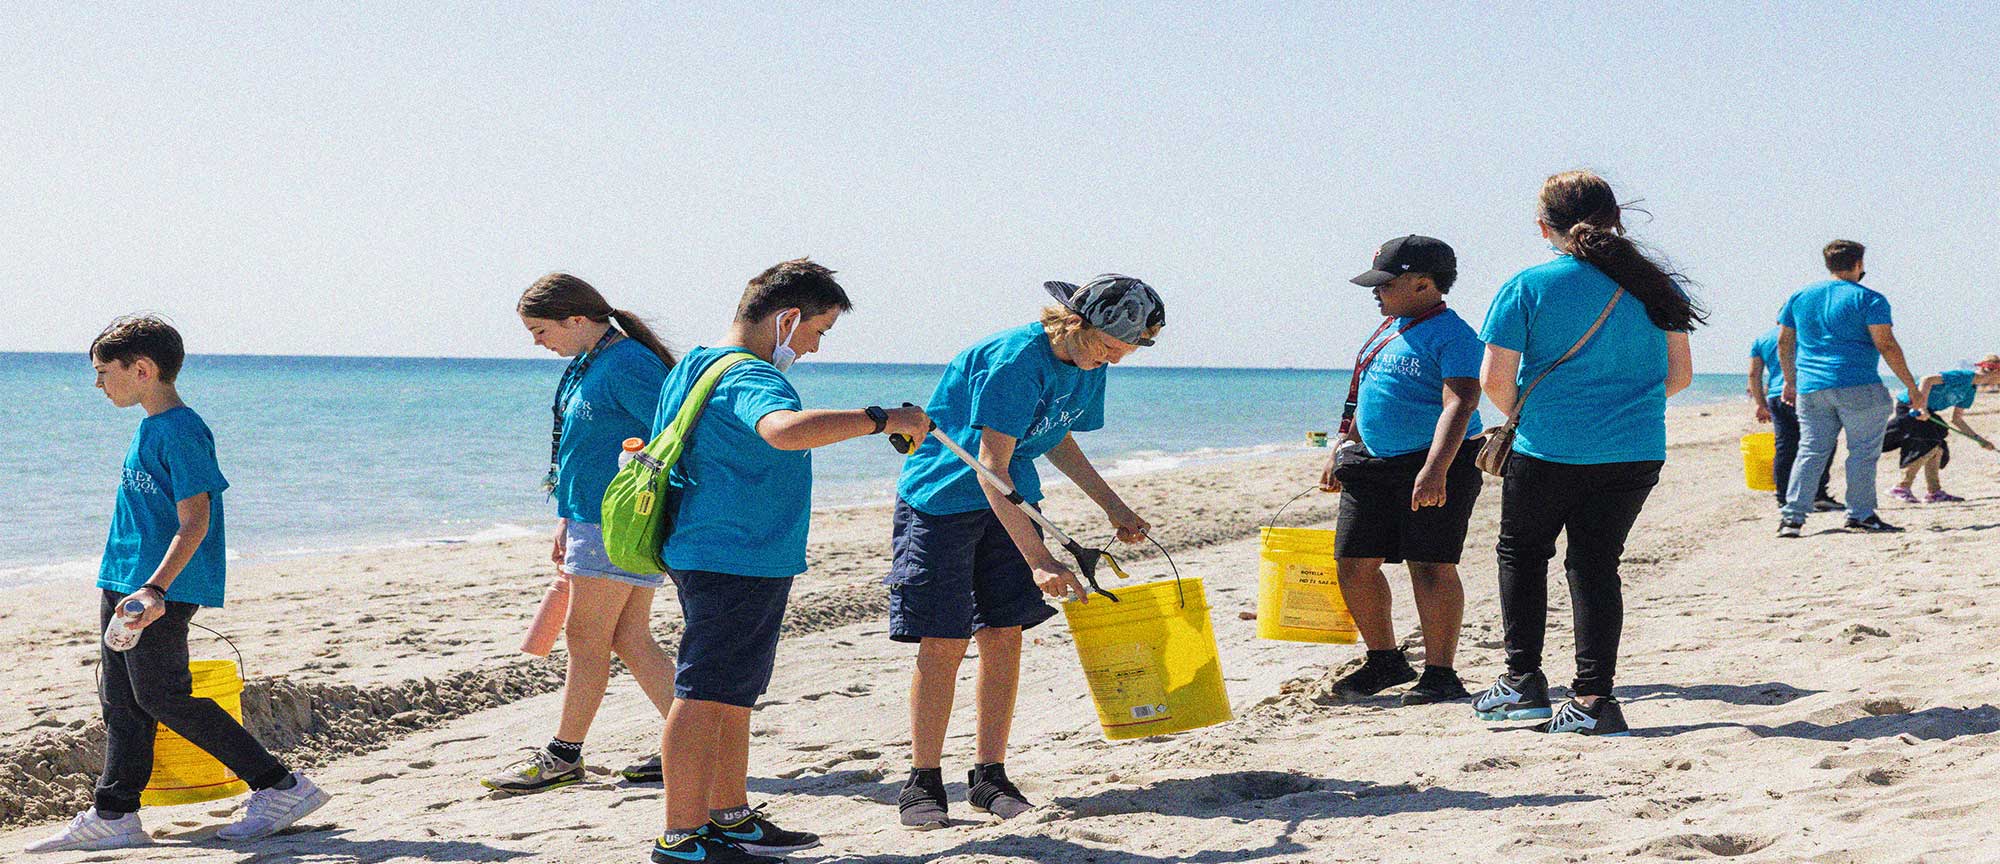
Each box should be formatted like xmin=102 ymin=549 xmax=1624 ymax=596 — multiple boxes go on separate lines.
xmin=1500 ymin=288 xmax=1625 ymax=428
xmin=644 ymin=351 xmax=757 ymax=462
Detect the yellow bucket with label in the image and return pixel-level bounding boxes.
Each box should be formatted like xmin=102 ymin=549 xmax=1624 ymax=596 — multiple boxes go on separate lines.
xmin=1063 ymin=578 xmax=1231 ymax=741
xmin=1741 ymin=432 xmax=1777 ymax=492
xmin=140 ymin=659 xmax=251 ymax=806
xmin=1256 ymin=526 xmax=1357 ymax=643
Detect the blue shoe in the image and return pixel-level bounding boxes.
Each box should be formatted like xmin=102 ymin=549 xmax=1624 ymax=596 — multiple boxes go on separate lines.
xmin=1473 ymin=671 xmax=1554 ymax=721
xmin=1536 ymin=696 xmax=1632 ymax=737
xmin=650 ymin=833 xmax=781 ymax=864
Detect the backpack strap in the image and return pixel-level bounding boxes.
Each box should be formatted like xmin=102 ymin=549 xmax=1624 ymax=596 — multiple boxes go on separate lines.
xmin=1500 ymin=288 xmax=1625 ymax=428
xmin=637 ymin=351 xmax=757 ymax=466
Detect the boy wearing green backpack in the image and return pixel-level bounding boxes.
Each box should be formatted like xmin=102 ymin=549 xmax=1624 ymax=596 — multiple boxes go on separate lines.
xmin=642 ymin=258 xmax=927 ymax=864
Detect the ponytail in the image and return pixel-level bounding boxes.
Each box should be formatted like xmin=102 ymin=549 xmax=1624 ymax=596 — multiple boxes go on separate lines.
xmin=609 ymin=309 xmax=676 ymax=369
xmin=519 ymin=273 xmax=677 ymax=368
xmin=1538 ymin=171 xmax=1706 ymax=333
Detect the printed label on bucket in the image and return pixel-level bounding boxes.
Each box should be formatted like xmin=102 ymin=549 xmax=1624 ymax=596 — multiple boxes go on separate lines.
xmin=1082 ymin=643 xmax=1172 ymax=727
xmin=1278 ymin=563 xmax=1350 ymax=632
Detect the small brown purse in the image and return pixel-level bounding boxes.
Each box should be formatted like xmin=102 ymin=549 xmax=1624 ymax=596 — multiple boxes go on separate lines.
xmin=1476 ymin=289 xmax=1625 ymax=477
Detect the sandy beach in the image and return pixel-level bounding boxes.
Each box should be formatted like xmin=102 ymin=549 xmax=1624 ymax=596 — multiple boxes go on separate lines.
xmin=5 ymin=404 xmax=1999 ymax=863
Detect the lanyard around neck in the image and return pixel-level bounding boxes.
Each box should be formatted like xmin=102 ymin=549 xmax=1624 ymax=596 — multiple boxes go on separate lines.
xmin=1338 ymin=303 xmax=1447 ymax=437
xmin=542 ymin=328 xmax=622 ymax=491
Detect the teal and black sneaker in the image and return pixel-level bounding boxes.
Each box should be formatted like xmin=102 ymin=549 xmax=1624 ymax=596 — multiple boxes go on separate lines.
xmin=705 ymin=806 xmax=821 ymax=855
xmin=1472 ymin=670 xmax=1554 ymax=721
xmin=1536 ymin=696 xmax=1631 ymax=737
xmin=650 ymin=832 xmax=782 ymax=864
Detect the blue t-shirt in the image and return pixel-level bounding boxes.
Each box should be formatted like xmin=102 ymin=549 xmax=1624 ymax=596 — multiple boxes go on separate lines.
xmin=1777 ymin=279 xmax=1893 ymax=394
xmin=1353 ymin=308 xmax=1486 ymax=458
xmin=1480 ymin=255 xmax=1671 ymax=465
xmin=1913 ymin=369 xmax=1978 ymax=412
xmin=555 ymin=338 xmax=669 ymax=523
xmin=97 ymin=407 xmax=230 ymax=607
xmin=653 ymin=347 xmax=810 ymax=578
xmin=1749 ymin=326 xmax=1786 ymax=396
xmin=898 ymin=322 xmax=1108 ymax=515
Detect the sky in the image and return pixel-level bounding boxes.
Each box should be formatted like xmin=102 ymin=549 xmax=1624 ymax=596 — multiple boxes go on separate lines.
xmin=3 ymin=2 xmax=1996 ymax=374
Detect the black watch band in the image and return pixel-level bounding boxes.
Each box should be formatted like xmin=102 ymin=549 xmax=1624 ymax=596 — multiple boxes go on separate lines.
xmin=864 ymin=405 xmax=889 ymax=435
xmin=139 ymin=584 xmax=167 ymax=598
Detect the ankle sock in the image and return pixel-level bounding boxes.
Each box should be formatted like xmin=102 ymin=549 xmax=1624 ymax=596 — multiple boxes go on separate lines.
xmin=659 ymin=830 xmax=696 ymax=847
xmin=94 ymin=808 xmax=129 ymax=821
xmin=907 ymin=767 xmax=945 ymax=788
xmin=272 ymin=772 xmax=299 ymax=791
xmin=971 ymin=762 xmax=1007 ymax=783
xmin=546 ymin=739 xmax=582 ymax=764
xmin=710 ymin=805 xmax=753 ymax=825
xmin=1365 ymin=649 xmax=1406 ymax=666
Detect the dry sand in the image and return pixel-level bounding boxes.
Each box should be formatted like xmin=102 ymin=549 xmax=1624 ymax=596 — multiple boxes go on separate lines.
xmin=4 ymin=405 xmax=1999 ymax=863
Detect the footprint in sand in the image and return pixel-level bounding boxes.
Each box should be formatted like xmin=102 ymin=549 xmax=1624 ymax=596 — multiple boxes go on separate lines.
xmin=1625 ymin=832 xmax=1775 ymax=858
xmin=358 ymin=772 xmax=397 ymax=784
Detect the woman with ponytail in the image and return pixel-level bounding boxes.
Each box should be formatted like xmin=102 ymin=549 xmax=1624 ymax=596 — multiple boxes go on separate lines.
xmin=1470 ymin=171 xmax=1700 ymax=737
xmin=481 ymin=273 xmax=678 ymax=793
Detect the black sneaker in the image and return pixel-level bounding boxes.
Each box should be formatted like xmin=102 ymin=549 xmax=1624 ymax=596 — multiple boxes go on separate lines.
xmin=1776 ymin=519 xmax=1803 ymax=539
xmin=651 ymin=832 xmax=781 ymax=864
xmin=620 ymin=754 xmax=662 ymax=783
xmin=1813 ymin=495 xmax=1844 ymax=512
xmin=1330 ymin=651 xmax=1419 ymax=701
xmin=966 ymin=763 xmax=1033 ymax=820
xmin=705 ymin=807 xmax=819 ymax=855
xmin=1399 ymin=666 xmax=1472 ymax=706
xmin=1535 ymin=696 xmax=1631 ymax=736
xmin=1845 ymin=515 xmax=1903 ymax=533
xmin=898 ymin=768 xmax=950 ymax=831
xmin=1472 ymin=670 xmax=1553 ymax=721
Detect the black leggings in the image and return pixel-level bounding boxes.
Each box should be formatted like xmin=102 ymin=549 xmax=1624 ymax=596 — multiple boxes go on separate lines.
xmin=1494 ymin=455 xmax=1662 ymax=698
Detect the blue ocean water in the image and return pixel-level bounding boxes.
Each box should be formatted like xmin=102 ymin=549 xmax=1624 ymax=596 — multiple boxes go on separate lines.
xmin=0 ymin=351 xmax=1745 ymax=584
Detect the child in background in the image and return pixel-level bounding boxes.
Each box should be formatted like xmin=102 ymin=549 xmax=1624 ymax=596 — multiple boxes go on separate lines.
xmin=1888 ymin=359 xmax=2000 ymax=503
xmin=30 ymin=317 xmax=329 ymax=854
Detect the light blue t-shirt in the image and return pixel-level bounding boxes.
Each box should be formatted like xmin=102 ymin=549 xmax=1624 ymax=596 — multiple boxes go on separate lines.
xmin=898 ymin=322 xmax=1108 ymax=515
xmin=555 ymin=338 xmax=668 ymax=523
xmin=1749 ymin=326 xmax=1785 ymax=396
xmin=97 ymin=406 xmax=229 ymax=607
xmin=1912 ymin=369 xmax=1978 ymax=412
xmin=1480 ymin=255 xmax=1671 ymax=465
xmin=1353 ymin=307 xmax=1486 ymax=458
xmin=1777 ymin=279 xmax=1893 ymax=395
xmin=653 ymin=347 xmax=810 ymax=578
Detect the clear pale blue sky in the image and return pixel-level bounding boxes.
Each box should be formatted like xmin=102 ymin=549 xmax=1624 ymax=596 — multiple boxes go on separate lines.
xmin=4 ymin=3 xmax=1994 ymax=373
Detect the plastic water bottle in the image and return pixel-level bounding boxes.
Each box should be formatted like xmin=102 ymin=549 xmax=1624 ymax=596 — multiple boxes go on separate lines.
xmin=619 ymin=437 xmax=644 ymax=468
xmin=103 ymin=599 xmax=148 ymax=652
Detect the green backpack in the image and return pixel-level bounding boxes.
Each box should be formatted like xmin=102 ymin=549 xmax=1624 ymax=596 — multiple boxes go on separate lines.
xmin=600 ymin=351 xmax=756 ymax=574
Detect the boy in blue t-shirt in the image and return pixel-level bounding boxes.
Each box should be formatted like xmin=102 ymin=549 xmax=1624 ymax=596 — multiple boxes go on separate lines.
xmin=646 ymin=260 xmax=928 ymax=864
xmin=1887 ymin=362 xmax=2000 ymax=503
xmin=29 ymin=317 xmax=328 ymax=855
xmin=888 ymin=275 xmax=1162 ymax=830
xmin=1318 ymin=236 xmax=1485 ymax=707
xmin=1747 ymin=326 xmax=1837 ymax=510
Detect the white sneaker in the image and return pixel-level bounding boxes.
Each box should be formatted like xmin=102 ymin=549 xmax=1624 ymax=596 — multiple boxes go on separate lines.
xmin=216 ymin=773 xmax=330 ymax=841
xmin=25 ymin=809 xmax=148 ymax=853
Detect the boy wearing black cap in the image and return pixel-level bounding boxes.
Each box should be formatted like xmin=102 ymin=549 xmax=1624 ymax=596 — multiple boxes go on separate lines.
xmin=1319 ymin=236 xmax=1486 ymax=705
xmin=887 ymin=276 xmax=1163 ymax=829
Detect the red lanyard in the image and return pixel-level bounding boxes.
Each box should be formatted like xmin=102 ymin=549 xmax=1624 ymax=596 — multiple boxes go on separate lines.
xmin=1339 ymin=303 xmax=1447 ymax=436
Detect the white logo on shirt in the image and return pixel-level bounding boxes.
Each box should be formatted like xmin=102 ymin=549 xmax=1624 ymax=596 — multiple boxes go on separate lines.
xmin=1027 ymin=393 xmax=1086 ymax=440
xmin=121 ymin=467 xmax=161 ymax=496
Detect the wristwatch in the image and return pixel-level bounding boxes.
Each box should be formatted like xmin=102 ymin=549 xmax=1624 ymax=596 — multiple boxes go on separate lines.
xmin=864 ymin=405 xmax=889 ymax=435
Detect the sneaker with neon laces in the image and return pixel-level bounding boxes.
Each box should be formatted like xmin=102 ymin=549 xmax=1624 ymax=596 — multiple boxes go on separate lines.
xmin=479 ymin=748 xmax=583 ymax=794
xmin=1535 ymin=696 xmax=1631 ymax=736
xmin=1473 ymin=670 xmax=1553 ymax=721
xmin=25 ymin=809 xmax=148 ymax=853
xmin=705 ymin=805 xmax=819 ymax=855
xmin=620 ymin=754 xmax=663 ymax=783
xmin=1889 ymin=486 xmax=1918 ymax=503
xmin=966 ymin=763 xmax=1033 ymax=820
xmin=1925 ymin=490 xmax=1965 ymax=503
xmin=216 ymin=772 xmax=331 ymax=840
xmin=650 ymin=832 xmax=781 ymax=864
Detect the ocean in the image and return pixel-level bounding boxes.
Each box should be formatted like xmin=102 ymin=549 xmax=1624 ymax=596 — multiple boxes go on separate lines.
xmin=0 ymin=351 xmax=1746 ymax=587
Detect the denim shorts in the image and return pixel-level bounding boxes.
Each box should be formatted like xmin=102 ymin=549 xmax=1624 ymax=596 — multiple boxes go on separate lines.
xmin=884 ymin=498 xmax=1056 ymax=643
xmin=669 ymin=569 xmax=793 ymax=708
xmin=561 ymin=520 xmax=665 ymax=589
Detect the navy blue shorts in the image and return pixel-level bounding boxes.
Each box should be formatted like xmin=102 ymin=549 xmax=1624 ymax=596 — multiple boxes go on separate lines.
xmin=668 ymin=569 xmax=793 ymax=708
xmin=885 ymin=498 xmax=1057 ymax=643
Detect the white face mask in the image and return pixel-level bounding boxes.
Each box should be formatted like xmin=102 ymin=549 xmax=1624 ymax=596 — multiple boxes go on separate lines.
xmin=771 ymin=311 xmax=801 ymax=372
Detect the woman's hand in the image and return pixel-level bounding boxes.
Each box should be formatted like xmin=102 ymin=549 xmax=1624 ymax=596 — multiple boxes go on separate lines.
xmin=551 ymin=520 xmax=568 ymax=566
xmin=117 ymin=589 xmax=167 ymax=628
xmin=1319 ymin=452 xmax=1341 ymax=493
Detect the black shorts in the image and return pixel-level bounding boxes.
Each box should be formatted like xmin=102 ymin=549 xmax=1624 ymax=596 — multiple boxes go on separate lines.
xmin=885 ymin=498 xmax=1057 ymax=643
xmin=1333 ymin=442 xmax=1485 ymax=564
xmin=1889 ymin=410 xmax=1950 ymax=469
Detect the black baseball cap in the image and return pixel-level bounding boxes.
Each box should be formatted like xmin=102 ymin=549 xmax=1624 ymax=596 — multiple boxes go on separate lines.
xmin=1350 ymin=235 xmax=1457 ymax=287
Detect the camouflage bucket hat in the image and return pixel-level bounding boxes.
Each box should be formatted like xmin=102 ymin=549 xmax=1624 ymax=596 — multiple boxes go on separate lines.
xmin=1042 ymin=274 xmax=1166 ymax=347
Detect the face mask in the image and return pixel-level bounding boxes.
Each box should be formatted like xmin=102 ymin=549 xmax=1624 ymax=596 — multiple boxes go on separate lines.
xmin=1856 ymin=270 xmax=1866 ymax=283
xmin=771 ymin=311 xmax=800 ymax=372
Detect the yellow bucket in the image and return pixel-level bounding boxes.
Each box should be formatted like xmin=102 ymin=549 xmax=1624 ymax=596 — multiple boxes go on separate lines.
xmin=140 ymin=659 xmax=250 ymax=806
xmin=1063 ymin=578 xmax=1232 ymax=741
xmin=1741 ymin=432 xmax=1777 ymax=492
xmin=1256 ymin=526 xmax=1357 ymax=643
